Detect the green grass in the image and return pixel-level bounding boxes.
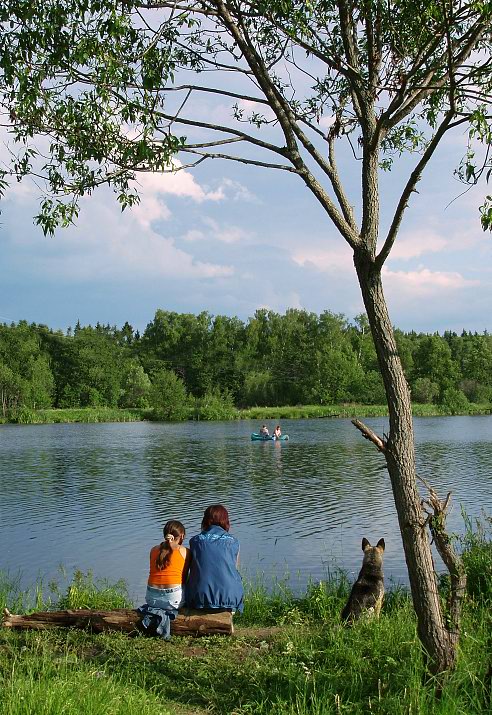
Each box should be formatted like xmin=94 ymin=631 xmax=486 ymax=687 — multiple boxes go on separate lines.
xmin=1 ymin=407 xmax=147 ymax=425
xmin=2 ymin=401 xmax=490 ymax=425
xmin=2 ymin=546 xmax=492 ymax=715
xmin=1 ymin=401 xmax=491 ymax=426
xmin=239 ymin=402 xmax=492 ymax=420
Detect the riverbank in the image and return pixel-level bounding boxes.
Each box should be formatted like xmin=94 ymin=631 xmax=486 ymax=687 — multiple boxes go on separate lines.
xmin=1 ymin=401 xmax=490 ymax=425
xmin=1 ymin=533 xmax=491 ymax=715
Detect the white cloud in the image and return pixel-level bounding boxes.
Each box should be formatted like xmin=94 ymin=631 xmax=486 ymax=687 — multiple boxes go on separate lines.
xmin=131 ymin=194 xmax=171 ymax=229
xmin=383 ymin=266 xmax=479 ymax=295
xmin=131 ymin=163 xmax=225 ymax=204
xmin=182 ymin=228 xmax=206 ymax=242
xmin=219 ymin=178 xmax=258 ymax=203
xmin=292 ymin=245 xmax=353 ymax=272
xmin=201 ymin=216 xmax=252 ymax=244
xmin=318 ymin=115 xmax=336 ymax=129
xmin=181 ymin=217 xmax=253 ymax=245
xmin=390 ymin=229 xmax=448 ymax=260
xmin=128 ymin=165 xmax=257 ymax=230
xmin=256 ymin=290 xmax=304 ymax=313
xmin=5 ymin=186 xmax=234 ymax=282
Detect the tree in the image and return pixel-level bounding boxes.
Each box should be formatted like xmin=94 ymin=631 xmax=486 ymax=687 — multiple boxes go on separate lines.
xmin=413 ymin=335 xmax=459 ymax=401
xmin=412 ymin=376 xmax=440 ymax=404
xmin=0 ymin=362 xmax=23 ymax=416
xmin=55 ymin=327 xmax=125 ymax=407
xmin=149 ymin=367 xmax=191 ymax=421
xmin=0 ymin=322 xmax=55 ymax=409
xmin=119 ymin=359 xmax=152 ymax=408
xmin=139 ymin=310 xmax=212 ymax=396
xmin=2 ymin=0 xmax=491 ymax=675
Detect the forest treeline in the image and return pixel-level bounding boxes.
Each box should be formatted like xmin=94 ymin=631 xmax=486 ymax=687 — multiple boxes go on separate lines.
xmin=1 ymin=308 xmax=491 ymax=420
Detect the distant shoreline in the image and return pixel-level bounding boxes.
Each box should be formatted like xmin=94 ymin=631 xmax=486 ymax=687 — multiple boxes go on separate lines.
xmin=1 ymin=402 xmax=490 ymax=425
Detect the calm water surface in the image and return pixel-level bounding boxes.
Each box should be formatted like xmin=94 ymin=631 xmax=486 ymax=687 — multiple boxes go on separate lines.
xmin=1 ymin=416 xmax=491 ymax=603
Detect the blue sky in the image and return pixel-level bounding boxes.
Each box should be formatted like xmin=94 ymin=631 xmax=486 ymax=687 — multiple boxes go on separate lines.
xmin=1 ymin=119 xmax=491 ymax=335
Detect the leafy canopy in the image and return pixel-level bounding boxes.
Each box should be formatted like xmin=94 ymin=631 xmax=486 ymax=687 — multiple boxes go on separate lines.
xmin=1 ymin=1 xmax=492 ymax=235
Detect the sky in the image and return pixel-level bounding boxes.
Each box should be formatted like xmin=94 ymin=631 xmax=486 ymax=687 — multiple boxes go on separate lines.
xmin=1 ymin=114 xmax=491 ymax=335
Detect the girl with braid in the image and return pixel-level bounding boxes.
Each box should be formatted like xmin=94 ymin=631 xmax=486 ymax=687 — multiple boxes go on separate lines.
xmin=146 ymin=520 xmax=191 ymax=611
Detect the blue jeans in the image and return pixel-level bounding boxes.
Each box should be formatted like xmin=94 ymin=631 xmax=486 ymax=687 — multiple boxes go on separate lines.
xmin=145 ymin=584 xmax=183 ymax=610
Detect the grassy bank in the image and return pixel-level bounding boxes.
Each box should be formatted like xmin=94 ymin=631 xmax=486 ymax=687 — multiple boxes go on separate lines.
xmin=238 ymin=402 xmax=491 ymax=420
xmin=1 ymin=402 xmax=490 ymax=425
xmin=0 ymin=407 xmax=147 ymax=425
xmin=2 ymin=517 xmax=492 ymax=715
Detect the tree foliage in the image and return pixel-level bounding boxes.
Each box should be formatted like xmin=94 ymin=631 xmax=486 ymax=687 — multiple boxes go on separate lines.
xmin=1 ymin=312 xmax=491 ymax=415
xmin=0 ymin=1 xmax=491 ymax=234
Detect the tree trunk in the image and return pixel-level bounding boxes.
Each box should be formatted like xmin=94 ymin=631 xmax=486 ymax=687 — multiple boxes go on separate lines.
xmin=354 ymin=251 xmax=456 ymax=675
xmin=2 ymin=607 xmax=233 ymax=637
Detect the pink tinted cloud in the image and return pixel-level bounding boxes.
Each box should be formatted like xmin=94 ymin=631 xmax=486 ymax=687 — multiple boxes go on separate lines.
xmin=383 ymin=267 xmax=479 ymax=295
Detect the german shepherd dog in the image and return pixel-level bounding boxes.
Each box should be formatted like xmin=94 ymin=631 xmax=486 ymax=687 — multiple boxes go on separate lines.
xmin=341 ymin=538 xmax=385 ymax=622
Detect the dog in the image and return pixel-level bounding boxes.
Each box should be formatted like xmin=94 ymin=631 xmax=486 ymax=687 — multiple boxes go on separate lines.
xmin=341 ymin=537 xmax=385 ymax=623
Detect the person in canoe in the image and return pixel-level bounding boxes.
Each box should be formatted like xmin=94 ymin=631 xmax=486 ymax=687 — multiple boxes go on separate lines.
xmin=259 ymin=424 xmax=270 ymax=437
xmin=273 ymin=425 xmax=282 ymax=439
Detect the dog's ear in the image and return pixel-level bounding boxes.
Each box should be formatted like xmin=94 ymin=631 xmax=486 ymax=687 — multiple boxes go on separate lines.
xmin=362 ymin=537 xmax=370 ymax=551
xmin=376 ymin=538 xmax=385 ymax=551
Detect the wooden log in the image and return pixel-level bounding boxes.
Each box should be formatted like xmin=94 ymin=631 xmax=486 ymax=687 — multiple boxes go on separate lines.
xmin=1 ymin=607 xmax=233 ymax=636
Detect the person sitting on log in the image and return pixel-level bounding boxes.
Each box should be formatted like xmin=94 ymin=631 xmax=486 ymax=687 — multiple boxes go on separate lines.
xmin=185 ymin=504 xmax=244 ymax=614
xmin=139 ymin=519 xmax=191 ymax=638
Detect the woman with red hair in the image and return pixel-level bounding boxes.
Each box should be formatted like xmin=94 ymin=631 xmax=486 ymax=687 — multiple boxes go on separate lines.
xmin=185 ymin=504 xmax=244 ymax=613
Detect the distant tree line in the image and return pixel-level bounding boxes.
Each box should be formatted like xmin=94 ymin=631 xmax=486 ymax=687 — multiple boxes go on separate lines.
xmin=1 ymin=309 xmax=491 ymax=418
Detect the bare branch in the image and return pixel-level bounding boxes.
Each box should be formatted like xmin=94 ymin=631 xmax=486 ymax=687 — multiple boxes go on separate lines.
xmin=375 ymin=111 xmax=454 ymax=269
xmin=167 ymin=87 xmax=192 ymax=131
xmin=152 ymin=110 xmax=289 ymax=156
xmin=139 ymin=2 xmax=219 ymax=16
xmin=156 ymin=84 xmax=269 ymax=105
xmin=351 ymin=418 xmax=387 ymax=453
xmin=385 ymin=17 xmax=487 ymax=130
xmin=181 ymin=136 xmax=243 ymax=149
xmin=180 ymin=147 xmax=299 ymax=172
xmin=376 ymin=3 xmax=462 ymax=269
xmin=418 ymin=475 xmax=466 ymax=640
xmin=210 ymin=2 xmax=360 ymax=244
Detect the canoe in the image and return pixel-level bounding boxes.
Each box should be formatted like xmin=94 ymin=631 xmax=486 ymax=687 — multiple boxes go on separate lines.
xmin=251 ymin=433 xmax=289 ymax=441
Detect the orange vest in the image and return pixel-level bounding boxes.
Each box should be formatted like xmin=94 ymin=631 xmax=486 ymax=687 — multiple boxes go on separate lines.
xmin=148 ymin=545 xmax=187 ymax=587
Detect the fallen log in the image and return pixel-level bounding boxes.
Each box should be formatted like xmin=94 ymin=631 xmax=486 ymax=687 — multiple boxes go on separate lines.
xmin=2 ymin=607 xmax=233 ymax=637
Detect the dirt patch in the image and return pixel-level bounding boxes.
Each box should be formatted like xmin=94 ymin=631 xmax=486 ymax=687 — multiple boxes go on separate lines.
xmin=176 ymin=645 xmax=208 ymax=658
xmin=171 ymin=627 xmax=282 ymax=662
xmin=234 ymin=626 xmax=282 ymax=640
xmin=166 ymin=703 xmax=210 ymax=715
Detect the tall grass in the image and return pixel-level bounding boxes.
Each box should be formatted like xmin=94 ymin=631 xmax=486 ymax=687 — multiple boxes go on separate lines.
xmin=3 ymin=407 xmax=147 ymax=425
xmin=240 ymin=402 xmax=491 ymax=420
xmin=1 ymin=401 xmax=490 ymax=425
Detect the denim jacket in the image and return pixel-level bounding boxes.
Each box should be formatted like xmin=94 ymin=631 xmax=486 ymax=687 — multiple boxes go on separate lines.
xmin=185 ymin=525 xmax=244 ymax=612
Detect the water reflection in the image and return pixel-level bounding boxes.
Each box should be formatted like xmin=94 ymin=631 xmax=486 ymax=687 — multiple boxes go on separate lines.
xmin=1 ymin=416 xmax=491 ymax=602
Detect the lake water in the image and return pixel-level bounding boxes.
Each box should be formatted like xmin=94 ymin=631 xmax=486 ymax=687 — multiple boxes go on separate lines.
xmin=1 ymin=416 xmax=491 ymax=604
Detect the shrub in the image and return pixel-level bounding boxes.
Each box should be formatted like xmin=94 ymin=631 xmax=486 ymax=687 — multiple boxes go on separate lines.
xmin=57 ymin=570 xmax=131 ymax=610
xmin=459 ymin=379 xmax=492 ymax=404
xmin=119 ymin=361 xmax=151 ymax=408
xmin=149 ymin=368 xmax=191 ymax=421
xmin=461 ymin=513 xmax=492 ymax=604
xmin=411 ymin=377 xmax=439 ymax=404
xmin=440 ymin=387 xmax=469 ymax=414
xmin=196 ymin=387 xmax=238 ymax=420
xmin=241 ymin=370 xmax=275 ymax=407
